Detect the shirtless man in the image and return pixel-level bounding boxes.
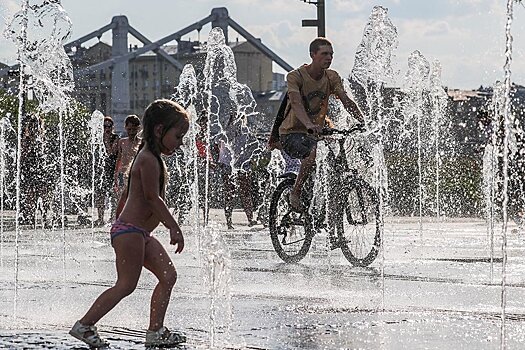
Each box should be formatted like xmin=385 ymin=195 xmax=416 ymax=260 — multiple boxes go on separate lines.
xmin=114 ymin=115 xmax=142 ymax=198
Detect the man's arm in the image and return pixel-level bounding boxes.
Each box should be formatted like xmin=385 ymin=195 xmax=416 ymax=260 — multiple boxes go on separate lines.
xmin=336 ymin=90 xmax=365 ymax=124
xmin=289 ymin=91 xmax=322 ymax=134
xmin=110 ymin=135 xmax=120 ymax=155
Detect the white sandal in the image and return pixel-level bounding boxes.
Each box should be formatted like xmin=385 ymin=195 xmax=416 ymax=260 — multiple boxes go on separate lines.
xmin=145 ymin=326 xmax=186 ymax=347
xmin=69 ymin=320 xmax=109 ymax=348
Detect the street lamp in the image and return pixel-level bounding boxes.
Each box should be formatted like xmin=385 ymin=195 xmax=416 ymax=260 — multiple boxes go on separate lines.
xmin=300 ymin=0 xmax=325 ymax=37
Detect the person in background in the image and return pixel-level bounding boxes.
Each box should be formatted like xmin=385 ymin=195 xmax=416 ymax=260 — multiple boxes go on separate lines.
xmin=93 ymin=116 xmax=119 ymax=226
xmin=217 ymin=139 xmax=257 ymax=229
xmin=114 ymin=115 xmax=141 ymax=199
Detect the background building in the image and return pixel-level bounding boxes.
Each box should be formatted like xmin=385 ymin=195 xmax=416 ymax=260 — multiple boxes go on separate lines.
xmin=70 ymin=38 xmax=279 ymax=122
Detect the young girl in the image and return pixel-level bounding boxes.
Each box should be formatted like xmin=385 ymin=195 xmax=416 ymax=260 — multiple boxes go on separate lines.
xmin=70 ymin=99 xmax=189 ymax=348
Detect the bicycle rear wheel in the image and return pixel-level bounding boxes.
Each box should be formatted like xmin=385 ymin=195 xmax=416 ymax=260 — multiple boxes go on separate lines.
xmin=338 ymin=179 xmax=381 ymax=267
xmin=268 ymin=178 xmax=313 ymax=263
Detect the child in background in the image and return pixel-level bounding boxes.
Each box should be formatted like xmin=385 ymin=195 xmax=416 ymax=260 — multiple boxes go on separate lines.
xmin=70 ymin=99 xmax=189 ymax=348
xmin=114 ymin=115 xmax=142 ymax=199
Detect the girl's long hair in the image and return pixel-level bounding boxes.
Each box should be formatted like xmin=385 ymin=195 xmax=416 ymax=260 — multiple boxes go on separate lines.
xmin=138 ymin=99 xmax=189 ymax=193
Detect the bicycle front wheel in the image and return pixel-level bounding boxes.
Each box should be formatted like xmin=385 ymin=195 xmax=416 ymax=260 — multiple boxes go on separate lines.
xmin=338 ymin=179 xmax=381 ymax=267
xmin=268 ymin=178 xmax=313 ymax=263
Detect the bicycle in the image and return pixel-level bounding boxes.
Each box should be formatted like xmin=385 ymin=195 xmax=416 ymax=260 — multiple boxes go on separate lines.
xmin=268 ymin=126 xmax=381 ymax=267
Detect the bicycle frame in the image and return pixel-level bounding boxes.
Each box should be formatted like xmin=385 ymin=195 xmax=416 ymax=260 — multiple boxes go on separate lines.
xmin=316 ymin=128 xmax=368 ymax=222
xmin=269 ymin=126 xmax=381 ymax=265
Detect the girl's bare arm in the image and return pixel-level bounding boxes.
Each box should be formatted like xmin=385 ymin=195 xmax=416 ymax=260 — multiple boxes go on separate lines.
xmin=140 ymin=153 xmax=184 ymax=252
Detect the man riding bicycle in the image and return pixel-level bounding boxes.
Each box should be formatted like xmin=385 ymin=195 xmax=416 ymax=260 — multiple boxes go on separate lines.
xmin=269 ymin=37 xmax=365 ymax=211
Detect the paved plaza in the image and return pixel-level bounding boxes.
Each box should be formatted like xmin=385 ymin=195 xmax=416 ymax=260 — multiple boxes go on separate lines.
xmin=0 ymin=209 xmax=525 ymax=349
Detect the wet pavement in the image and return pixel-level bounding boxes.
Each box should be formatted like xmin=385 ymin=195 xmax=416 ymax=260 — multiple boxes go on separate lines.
xmin=1 ymin=209 xmax=525 ymax=349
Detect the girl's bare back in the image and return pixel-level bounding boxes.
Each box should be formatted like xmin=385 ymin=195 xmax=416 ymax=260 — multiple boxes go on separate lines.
xmin=118 ymin=148 xmax=163 ymax=232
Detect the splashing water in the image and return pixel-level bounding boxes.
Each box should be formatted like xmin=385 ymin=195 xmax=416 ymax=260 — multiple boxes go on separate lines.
xmin=87 ymin=110 xmax=106 ymax=232
xmin=487 ymin=81 xmax=506 ymax=281
xmin=403 ymin=50 xmax=430 ymax=234
xmin=499 ymin=1 xmax=514 ymax=347
xmin=429 ymin=60 xmax=448 ymax=220
xmin=202 ymin=27 xmax=265 ymax=225
xmin=201 ymin=223 xmax=232 ymax=349
xmin=351 ymin=6 xmax=397 ymax=92
xmin=204 ymin=27 xmax=262 ymax=166
xmin=0 ymin=116 xmax=16 ymax=266
xmin=348 ymin=5 xmax=398 ymax=211
xmin=174 ymin=59 xmax=237 ymax=348
xmin=348 ymin=5 xmax=398 ymax=307
xmin=4 ymin=0 xmax=73 ymax=113
xmin=4 ymin=0 xmax=74 ymax=316
xmin=169 ymin=69 xmax=205 ymax=342
xmin=172 ymin=64 xmax=201 ymax=234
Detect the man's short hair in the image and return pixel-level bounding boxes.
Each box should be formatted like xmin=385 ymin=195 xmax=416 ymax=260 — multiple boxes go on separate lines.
xmin=309 ymin=37 xmax=333 ymax=54
xmin=125 ymin=114 xmax=141 ymax=126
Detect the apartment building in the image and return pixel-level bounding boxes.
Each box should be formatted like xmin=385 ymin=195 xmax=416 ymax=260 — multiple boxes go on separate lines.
xmin=71 ymin=39 xmax=275 ymax=116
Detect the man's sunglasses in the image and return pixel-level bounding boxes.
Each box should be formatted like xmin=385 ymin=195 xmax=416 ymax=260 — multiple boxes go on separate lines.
xmin=104 ymin=124 xmax=113 ymax=128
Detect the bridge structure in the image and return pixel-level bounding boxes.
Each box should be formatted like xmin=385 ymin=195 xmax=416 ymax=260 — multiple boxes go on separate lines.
xmin=1 ymin=7 xmax=293 ymax=128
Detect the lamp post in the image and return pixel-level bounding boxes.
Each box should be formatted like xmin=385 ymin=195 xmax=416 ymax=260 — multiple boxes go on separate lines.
xmin=300 ymin=0 xmax=325 ymax=37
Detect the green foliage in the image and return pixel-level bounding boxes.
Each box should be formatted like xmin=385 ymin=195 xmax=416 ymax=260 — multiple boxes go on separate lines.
xmin=386 ymin=152 xmax=419 ymax=216
xmin=439 ymin=156 xmax=483 ymax=217
xmin=385 ymin=152 xmax=483 ymax=217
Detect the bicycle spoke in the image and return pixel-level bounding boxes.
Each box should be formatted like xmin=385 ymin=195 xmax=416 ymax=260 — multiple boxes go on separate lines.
xmin=339 ymin=182 xmax=381 ymax=266
xmin=269 ymin=178 xmax=313 ymax=263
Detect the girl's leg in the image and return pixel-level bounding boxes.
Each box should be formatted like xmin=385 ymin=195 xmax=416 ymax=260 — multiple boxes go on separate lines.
xmin=80 ymin=233 xmax=145 ymax=325
xmin=237 ymin=172 xmax=254 ymax=222
xmin=143 ymin=237 xmax=178 ymax=331
xmin=291 ymin=146 xmax=317 ymax=209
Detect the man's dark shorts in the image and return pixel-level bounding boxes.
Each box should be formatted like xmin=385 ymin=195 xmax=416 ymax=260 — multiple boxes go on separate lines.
xmin=280 ymin=133 xmax=317 ymax=160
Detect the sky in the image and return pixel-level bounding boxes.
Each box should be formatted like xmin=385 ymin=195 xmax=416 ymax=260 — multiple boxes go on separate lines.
xmin=0 ymin=0 xmax=525 ymax=89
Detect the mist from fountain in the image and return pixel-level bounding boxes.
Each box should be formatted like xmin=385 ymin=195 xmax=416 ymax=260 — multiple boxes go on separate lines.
xmin=172 ymin=64 xmax=201 ymax=234
xmin=203 ymin=27 xmax=264 ymax=173
xmin=201 ymin=222 xmax=232 ymax=348
xmin=185 ymin=27 xmax=274 ymax=347
xmin=0 ymin=116 xmax=16 ymax=266
xmin=403 ymin=50 xmax=430 ymax=234
xmin=487 ymin=81 xmax=505 ymax=281
xmin=429 ymin=60 xmax=448 ymax=220
xmin=499 ymin=1 xmax=516 ymax=346
xmin=87 ymin=110 xmax=106 ymax=233
xmin=4 ymin=0 xmax=75 ymax=316
xmin=347 ymin=5 xmax=398 ymax=306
